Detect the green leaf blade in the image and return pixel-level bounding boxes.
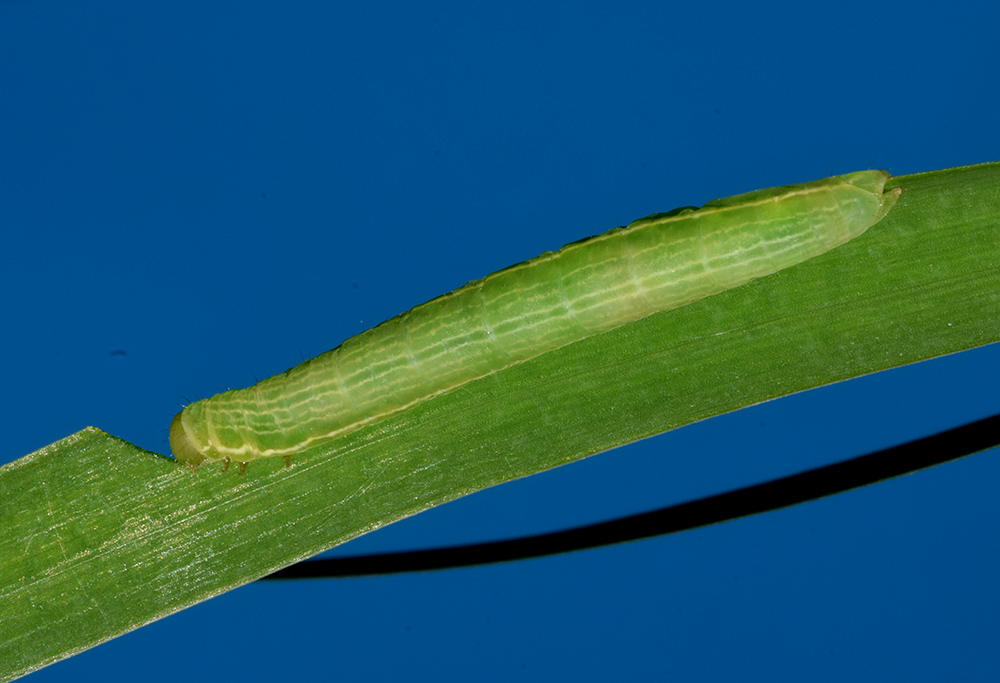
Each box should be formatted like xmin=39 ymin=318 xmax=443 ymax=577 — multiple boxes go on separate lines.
xmin=2 ymin=162 xmax=999 ymax=681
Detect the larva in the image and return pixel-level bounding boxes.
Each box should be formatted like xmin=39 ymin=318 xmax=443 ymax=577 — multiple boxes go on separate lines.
xmin=170 ymin=170 xmax=900 ymax=470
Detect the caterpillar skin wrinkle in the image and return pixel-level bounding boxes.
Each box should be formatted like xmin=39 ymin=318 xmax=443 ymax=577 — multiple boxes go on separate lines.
xmin=170 ymin=170 xmax=900 ymax=470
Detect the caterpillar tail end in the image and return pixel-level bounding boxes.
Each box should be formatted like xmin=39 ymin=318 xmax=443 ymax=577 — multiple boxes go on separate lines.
xmin=838 ymin=169 xmax=902 ymax=224
xmin=170 ymin=409 xmax=205 ymax=469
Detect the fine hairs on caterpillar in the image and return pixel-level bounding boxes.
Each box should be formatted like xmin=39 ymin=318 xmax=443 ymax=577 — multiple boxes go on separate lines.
xmin=170 ymin=170 xmax=900 ymax=472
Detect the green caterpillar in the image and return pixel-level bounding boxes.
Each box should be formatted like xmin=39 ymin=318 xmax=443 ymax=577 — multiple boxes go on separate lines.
xmin=171 ymin=170 xmax=900 ymax=471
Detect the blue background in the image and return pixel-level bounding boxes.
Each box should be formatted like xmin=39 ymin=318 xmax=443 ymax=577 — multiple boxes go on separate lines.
xmin=3 ymin=1 xmax=999 ymax=680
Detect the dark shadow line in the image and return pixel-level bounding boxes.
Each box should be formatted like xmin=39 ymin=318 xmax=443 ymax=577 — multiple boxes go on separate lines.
xmin=261 ymin=413 xmax=1000 ymax=580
